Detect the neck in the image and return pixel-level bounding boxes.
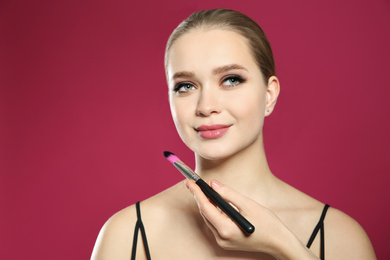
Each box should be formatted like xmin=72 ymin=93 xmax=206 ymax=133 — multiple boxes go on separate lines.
xmin=194 ymin=136 xmax=276 ymax=199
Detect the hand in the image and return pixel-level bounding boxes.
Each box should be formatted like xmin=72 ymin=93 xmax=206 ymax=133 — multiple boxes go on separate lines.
xmin=185 ymin=179 xmax=318 ymax=259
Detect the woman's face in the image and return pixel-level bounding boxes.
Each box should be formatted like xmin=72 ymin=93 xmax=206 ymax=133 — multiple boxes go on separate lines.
xmin=166 ymin=28 xmax=272 ymax=160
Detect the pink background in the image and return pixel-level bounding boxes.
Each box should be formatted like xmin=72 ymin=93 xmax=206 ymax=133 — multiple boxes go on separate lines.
xmin=1 ymin=0 xmax=389 ymax=259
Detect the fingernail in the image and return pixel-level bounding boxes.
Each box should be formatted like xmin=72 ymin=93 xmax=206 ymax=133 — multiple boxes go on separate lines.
xmin=211 ymin=179 xmax=223 ymax=188
xmin=184 ymin=180 xmax=189 ymax=189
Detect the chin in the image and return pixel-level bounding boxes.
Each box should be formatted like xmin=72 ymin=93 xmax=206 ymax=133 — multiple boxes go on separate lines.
xmin=193 ymin=143 xmax=239 ymax=161
xmin=192 ymin=135 xmax=263 ymax=162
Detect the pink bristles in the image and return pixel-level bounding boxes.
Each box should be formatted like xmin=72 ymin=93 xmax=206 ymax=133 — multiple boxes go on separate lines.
xmin=163 ymin=151 xmax=180 ymax=164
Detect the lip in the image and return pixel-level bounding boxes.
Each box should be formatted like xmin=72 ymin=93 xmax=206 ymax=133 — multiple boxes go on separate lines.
xmin=195 ymin=124 xmax=231 ymax=139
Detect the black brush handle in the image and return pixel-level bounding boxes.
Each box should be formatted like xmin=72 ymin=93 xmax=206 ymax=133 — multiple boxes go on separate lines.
xmin=196 ymin=179 xmax=255 ymax=235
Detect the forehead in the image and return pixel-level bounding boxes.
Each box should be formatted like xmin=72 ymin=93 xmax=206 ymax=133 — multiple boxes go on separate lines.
xmin=166 ymin=29 xmax=258 ymax=79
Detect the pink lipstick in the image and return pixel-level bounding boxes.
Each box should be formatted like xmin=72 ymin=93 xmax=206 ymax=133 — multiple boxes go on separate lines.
xmin=195 ymin=124 xmax=231 ymax=139
xmin=163 ymin=151 xmax=255 ymax=235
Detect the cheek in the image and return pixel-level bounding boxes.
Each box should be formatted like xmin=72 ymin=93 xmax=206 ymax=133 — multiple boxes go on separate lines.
xmin=232 ymin=91 xmax=266 ymax=122
xmin=170 ymin=99 xmax=190 ymax=135
xmin=169 ymin=101 xmax=181 ymax=129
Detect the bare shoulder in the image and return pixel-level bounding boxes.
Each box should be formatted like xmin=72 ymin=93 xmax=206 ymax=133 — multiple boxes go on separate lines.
xmin=325 ymin=207 xmax=376 ymax=259
xmin=276 ymin=181 xmax=376 ymax=259
xmin=91 ymin=182 xmax=187 ymax=260
xmin=91 ymin=203 xmax=138 ymax=260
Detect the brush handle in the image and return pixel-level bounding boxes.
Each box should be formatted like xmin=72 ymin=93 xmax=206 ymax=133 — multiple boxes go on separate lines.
xmin=196 ymin=179 xmax=255 ymax=235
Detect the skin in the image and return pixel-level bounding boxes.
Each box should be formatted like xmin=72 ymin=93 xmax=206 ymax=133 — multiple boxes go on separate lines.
xmin=91 ymin=29 xmax=376 ymax=260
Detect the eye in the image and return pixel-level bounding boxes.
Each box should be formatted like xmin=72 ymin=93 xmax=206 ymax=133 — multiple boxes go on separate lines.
xmin=174 ymin=83 xmax=196 ymax=93
xmin=222 ymin=75 xmax=246 ymax=87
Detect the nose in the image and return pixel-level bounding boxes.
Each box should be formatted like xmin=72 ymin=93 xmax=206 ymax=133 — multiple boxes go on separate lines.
xmin=196 ymin=88 xmax=221 ymax=117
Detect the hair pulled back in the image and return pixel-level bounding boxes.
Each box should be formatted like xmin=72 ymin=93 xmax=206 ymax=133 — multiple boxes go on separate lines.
xmin=165 ymin=8 xmax=275 ymax=83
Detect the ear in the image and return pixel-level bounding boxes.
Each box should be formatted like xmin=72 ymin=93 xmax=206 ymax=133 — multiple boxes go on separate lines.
xmin=264 ymin=76 xmax=280 ymax=117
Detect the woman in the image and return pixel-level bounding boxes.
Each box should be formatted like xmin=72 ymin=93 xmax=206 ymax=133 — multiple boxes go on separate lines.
xmin=91 ymin=9 xmax=376 ymax=260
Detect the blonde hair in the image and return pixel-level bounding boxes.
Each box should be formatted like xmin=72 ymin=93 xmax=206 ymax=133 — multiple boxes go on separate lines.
xmin=165 ymin=8 xmax=275 ymax=83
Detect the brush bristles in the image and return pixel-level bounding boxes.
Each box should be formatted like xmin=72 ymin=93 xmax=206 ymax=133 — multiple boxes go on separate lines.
xmin=163 ymin=151 xmax=173 ymax=158
xmin=163 ymin=151 xmax=180 ymax=164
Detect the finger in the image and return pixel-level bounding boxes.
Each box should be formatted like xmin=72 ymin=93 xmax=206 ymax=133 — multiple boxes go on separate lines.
xmin=187 ymin=187 xmax=225 ymax=239
xmin=185 ymin=180 xmax=227 ymax=218
xmin=201 ymin=213 xmax=229 ymax=242
xmin=210 ymin=179 xmax=255 ymax=213
xmin=185 ymin=180 xmax=245 ymax=235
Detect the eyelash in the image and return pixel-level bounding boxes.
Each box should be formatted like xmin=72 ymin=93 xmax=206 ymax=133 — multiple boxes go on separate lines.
xmin=221 ymin=75 xmax=246 ymax=87
xmin=173 ymin=82 xmax=195 ymax=93
xmin=173 ymin=75 xmax=247 ymax=93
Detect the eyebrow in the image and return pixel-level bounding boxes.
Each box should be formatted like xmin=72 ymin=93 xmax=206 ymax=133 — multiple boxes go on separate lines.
xmin=170 ymin=64 xmax=248 ymax=82
xmin=171 ymin=71 xmax=195 ymax=81
xmin=212 ymin=64 xmax=248 ymax=75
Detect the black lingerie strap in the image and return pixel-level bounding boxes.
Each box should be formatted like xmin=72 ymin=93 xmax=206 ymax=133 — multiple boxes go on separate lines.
xmin=131 ymin=201 xmax=151 ymax=260
xmin=306 ymin=204 xmax=330 ymax=260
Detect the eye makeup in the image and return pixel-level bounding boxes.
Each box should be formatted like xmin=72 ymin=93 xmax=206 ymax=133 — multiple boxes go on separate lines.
xmin=173 ymin=82 xmax=196 ymax=93
xmin=221 ymin=75 xmax=247 ymax=87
